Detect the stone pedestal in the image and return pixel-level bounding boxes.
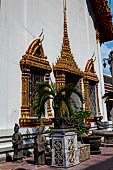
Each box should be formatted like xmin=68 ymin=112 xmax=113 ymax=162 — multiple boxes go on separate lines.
xmin=51 ymin=128 xmax=79 ymax=168
xmin=78 ymin=144 xmax=90 ymax=162
xmin=82 ymin=136 xmax=101 ymax=155
xmin=104 ymin=131 xmax=113 ymax=146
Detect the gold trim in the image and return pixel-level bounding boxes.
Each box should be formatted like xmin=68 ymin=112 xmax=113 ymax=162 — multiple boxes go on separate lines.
xmin=45 ymin=73 xmax=53 ymax=118
xmin=80 ymin=78 xmax=83 ymax=108
xmin=19 ymin=117 xmax=52 ymax=128
xmin=21 ymin=68 xmax=30 ymax=118
xmin=96 ymin=26 xmax=100 ymax=43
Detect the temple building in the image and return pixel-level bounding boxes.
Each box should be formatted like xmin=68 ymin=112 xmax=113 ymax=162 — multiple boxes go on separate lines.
xmin=0 ymin=0 xmax=113 ymax=135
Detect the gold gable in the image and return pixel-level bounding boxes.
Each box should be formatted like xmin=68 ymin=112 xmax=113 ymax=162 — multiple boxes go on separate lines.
xmin=20 ymin=31 xmax=51 ymax=72
xmin=84 ymin=55 xmax=99 ymax=83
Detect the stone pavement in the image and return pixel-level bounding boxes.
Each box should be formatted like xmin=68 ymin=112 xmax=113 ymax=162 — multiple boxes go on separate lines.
xmin=0 ymin=147 xmax=113 ymax=170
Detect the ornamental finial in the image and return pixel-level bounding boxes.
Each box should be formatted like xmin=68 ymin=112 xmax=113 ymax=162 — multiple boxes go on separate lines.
xmin=64 ymin=0 xmax=68 ymax=37
xmin=60 ymin=0 xmax=72 ymax=58
xmin=109 ymin=0 xmax=111 ymax=9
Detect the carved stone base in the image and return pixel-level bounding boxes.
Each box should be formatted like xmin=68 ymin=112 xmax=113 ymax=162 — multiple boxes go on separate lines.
xmin=19 ymin=117 xmax=52 ymax=128
xmin=78 ymin=144 xmax=90 ymax=162
xmin=104 ymin=132 xmax=113 ymax=144
xmin=51 ymin=128 xmax=79 ymax=168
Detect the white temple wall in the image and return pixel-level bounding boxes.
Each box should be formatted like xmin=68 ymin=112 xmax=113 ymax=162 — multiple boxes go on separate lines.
xmin=0 ymin=0 xmax=26 ymax=129
xmin=0 ymin=0 xmax=107 ymax=131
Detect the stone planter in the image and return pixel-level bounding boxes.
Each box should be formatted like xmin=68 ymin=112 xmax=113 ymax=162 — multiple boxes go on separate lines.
xmin=51 ymin=128 xmax=79 ymax=168
xmin=52 ymin=118 xmax=76 ymax=129
xmin=104 ymin=131 xmax=113 ymax=145
xmin=82 ymin=136 xmax=101 ymax=155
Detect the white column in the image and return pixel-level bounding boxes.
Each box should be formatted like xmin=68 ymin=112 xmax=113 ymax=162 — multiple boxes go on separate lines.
xmin=96 ymin=42 xmax=108 ymax=121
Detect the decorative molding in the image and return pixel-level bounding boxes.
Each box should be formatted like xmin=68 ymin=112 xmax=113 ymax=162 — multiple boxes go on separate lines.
xmin=84 ymin=54 xmax=99 ymax=83
xmin=96 ymin=84 xmax=101 ymax=115
xmin=96 ymin=26 xmax=100 ymax=43
xmin=54 ymin=140 xmax=63 ymax=166
xmin=68 ymin=139 xmax=76 ymax=165
xmin=19 ymin=118 xmax=52 ymax=128
xmin=45 ymin=73 xmax=53 ymax=117
xmin=80 ymin=78 xmax=83 ymax=108
xmin=21 ymin=68 xmax=30 ymax=118
xmin=89 ymin=0 xmax=113 ymax=43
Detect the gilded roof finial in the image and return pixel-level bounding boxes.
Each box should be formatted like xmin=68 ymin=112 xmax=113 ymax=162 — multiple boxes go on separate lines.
xmin=64 ymin=0 xmax=67 ymax=37
xmin=61 ymin=0 xmax=72 ymax=58
xmin=109 ymin=0 xmax=111 ymax=9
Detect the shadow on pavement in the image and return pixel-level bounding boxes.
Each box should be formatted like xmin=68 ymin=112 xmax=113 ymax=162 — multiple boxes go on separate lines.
xmin=26 ymin=159 xmax=34 ymax=165
xmin=80 ymin=157 xmax=113 ymax=170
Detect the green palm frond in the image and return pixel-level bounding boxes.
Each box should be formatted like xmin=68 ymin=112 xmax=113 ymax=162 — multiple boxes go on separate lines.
xmin=36 ymin=95 xmax=53 ymax=118
xmin=33 ymin=80 xmax=85 ymax=119
xmin=37 ymin=90 xmax=54 ymax=103
xmin=35 ymin=81 xmax=53 ymax=92
xmin=57 ymin=85 xmax=84 ymax=104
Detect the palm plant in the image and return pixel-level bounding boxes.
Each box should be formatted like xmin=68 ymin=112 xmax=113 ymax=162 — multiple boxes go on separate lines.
xmin=33 ymin=81 xmax=84 ymax=121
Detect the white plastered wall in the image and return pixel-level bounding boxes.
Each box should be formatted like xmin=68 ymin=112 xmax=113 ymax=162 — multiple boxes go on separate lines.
xmin=0 ymin=0 xmax=107 ymax=132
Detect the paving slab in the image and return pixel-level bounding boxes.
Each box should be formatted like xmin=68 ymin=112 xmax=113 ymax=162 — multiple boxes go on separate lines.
xmin=0 ymin=147 xmax=113 ymax=170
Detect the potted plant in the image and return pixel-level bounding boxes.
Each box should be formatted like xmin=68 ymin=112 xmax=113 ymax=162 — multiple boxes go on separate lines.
xmin=33 ymin=81 xmax=85 ymax=129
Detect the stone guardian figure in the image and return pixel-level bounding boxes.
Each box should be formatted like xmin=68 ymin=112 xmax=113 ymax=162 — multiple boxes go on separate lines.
xmin=12 ymin=123 xmax=23 ymax=162
xmin=34 ymin=126 xmax=46 ymax=165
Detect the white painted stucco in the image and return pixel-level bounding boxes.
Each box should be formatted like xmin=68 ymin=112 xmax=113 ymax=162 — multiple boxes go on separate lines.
xmin=0 ymin=0 xmax=107 ymax=132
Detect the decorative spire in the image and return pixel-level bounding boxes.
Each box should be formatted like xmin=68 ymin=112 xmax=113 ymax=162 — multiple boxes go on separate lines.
xmin=64 ymin=0 xmax=68 ymax=38
xmin=61 ymin=0 xmax=72 ymax=58
xmin=53 ymin=0 xmax=83 ymax=77
xmin=109 ymin=0 xmax=111 ymax=9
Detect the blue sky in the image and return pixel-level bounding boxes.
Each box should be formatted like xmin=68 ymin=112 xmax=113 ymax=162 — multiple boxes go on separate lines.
xmin=101 ymin=0 xmax=113 ymax=75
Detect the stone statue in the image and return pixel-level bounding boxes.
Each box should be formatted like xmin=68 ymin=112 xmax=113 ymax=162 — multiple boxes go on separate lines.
xmin=12 ymin=123 xmax=23 ymax=162
xmin=34 ymin=126 xmax=46 ymax=165
xmin=96 ymin=118 xmax=104 ymax=130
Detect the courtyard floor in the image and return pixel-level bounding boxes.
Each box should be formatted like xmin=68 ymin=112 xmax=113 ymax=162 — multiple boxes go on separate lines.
xmin=0 ymin=147 xmax=113 ymax=170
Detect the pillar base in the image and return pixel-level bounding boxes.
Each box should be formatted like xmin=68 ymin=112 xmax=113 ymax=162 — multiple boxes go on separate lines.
xmin=51 ymin=128 xmax=79 ymax=168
